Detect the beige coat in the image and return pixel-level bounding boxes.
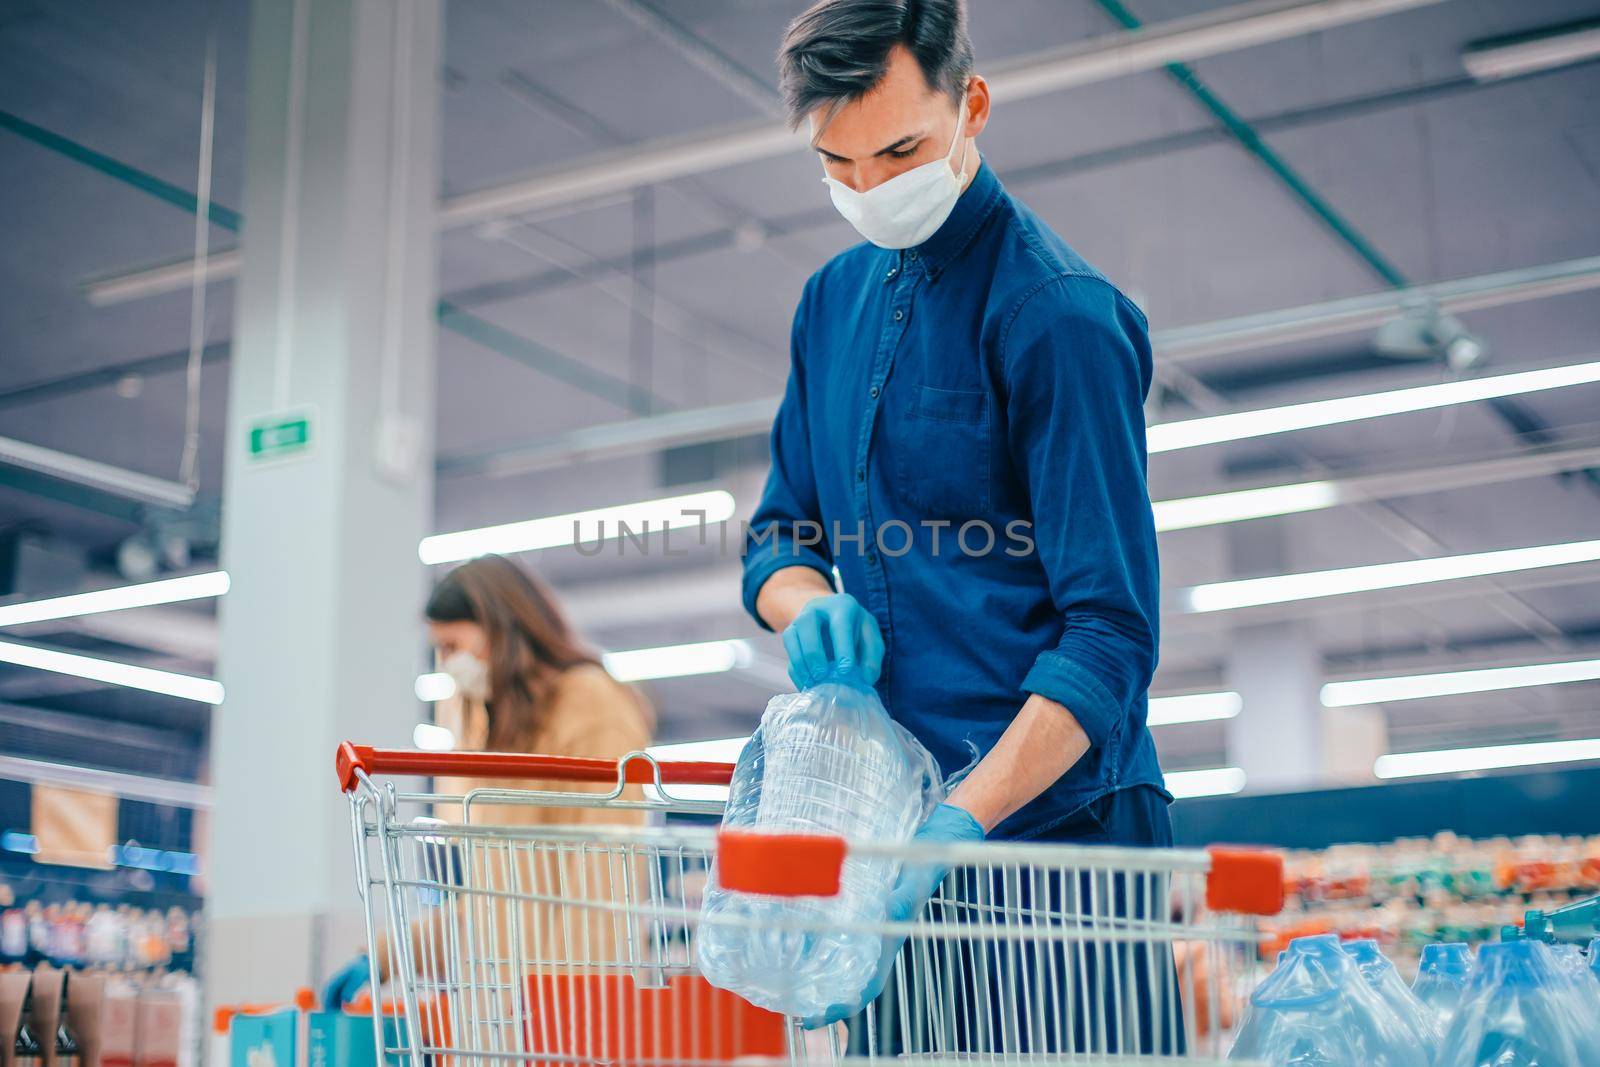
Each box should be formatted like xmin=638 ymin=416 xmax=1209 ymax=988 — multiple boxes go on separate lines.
xmin=383 ymin=664 xmax=655 ymax=988
xmin=435 ymin=662 xmax=654 ymax=826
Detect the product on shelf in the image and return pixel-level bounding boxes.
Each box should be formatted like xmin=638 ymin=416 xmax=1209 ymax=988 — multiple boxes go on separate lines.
xmin=11 ymin=974 xmax=44 ymax=1067
xmin=1265 ymin=831 xmax=1600 ymax=967
xmin=55 ymin=972 xmax=82 ymax=1067
xmin=0 ymin=896 xmax=196 ymax=976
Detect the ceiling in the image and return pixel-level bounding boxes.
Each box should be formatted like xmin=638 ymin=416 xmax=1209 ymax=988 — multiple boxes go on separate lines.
xmin=1 ymin=0 xmax=1598 ymax=786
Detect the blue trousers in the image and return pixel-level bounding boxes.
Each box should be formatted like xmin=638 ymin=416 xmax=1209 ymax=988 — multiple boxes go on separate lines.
xmin=848 ymin=786 xmax=1184 ymax=1056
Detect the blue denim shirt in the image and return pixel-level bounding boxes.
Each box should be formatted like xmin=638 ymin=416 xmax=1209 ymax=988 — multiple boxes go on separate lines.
xmin=742 ymin=162 xmax=1166 ymax=840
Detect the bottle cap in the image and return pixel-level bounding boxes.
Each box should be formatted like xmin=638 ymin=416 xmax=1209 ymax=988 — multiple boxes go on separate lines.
xmin=1419 ymin=942 xmax=1472 ymax=976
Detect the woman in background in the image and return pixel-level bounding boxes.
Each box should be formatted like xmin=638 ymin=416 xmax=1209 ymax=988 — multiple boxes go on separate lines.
xmin=424 ymin=553 xmax=652 ymax=794
xmin=324 ymin=554 xmax=653 ymax=1009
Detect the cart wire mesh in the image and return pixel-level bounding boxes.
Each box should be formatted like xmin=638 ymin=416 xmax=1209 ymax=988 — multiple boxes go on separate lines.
xmin=336 ymin=744 xmax=1282 ymax=1067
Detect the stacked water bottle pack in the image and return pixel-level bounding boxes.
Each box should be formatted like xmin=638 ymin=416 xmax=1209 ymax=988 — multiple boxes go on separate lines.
xmin=696 ymin=666 xmax=944 ymax=1019
xmin=1230 ymin=932 xmax=1600 ymax=1065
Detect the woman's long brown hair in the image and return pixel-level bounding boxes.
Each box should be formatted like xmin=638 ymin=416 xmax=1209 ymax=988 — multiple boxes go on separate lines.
xmin=425 ymin=555 xmax=599 ymax=751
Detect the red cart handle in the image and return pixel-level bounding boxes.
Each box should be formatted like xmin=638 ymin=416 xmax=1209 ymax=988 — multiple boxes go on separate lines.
xmin=336 ymin=741 xmax=735 ymax=793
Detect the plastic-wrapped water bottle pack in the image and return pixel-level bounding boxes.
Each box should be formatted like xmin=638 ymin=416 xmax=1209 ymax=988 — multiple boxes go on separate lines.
xmin=1232 ymin=934 xmax=1600 ymax=1066
xmin=1230 ymin=934 xmax=1429 ymax=1066
xmin=1411 ymin=941 xmax=1473 ymax=1032
xmin=696 ymin=666 xmax=943 ymax=1019
xmin=1435 ymin=939 xmax=1600 ymax=1066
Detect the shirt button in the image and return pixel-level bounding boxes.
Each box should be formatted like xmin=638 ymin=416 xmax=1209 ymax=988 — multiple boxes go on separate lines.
xmin=893 ymin=309 xmax=904 ymax=321
xmin=856 ymin=467 xmax=865 ymax=482
xmin=907 ymin=250 xmax=919 ymax=260
xmin=869 ymin=385 xmax=880 ymax=398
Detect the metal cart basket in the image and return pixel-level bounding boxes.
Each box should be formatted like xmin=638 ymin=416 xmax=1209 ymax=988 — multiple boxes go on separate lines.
xmin=336 ymin=743 xmax=1285 ymax=1066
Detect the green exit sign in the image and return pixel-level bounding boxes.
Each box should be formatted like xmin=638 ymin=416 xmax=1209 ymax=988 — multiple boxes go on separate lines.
xmin=248 ymin=409 xmax=314 ymax=462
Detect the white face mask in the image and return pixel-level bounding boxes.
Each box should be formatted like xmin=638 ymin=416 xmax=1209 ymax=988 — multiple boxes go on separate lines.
xmin=821 ymin=94 xmax=971 ymax=250
xmin=441 ymin=649 xmax=490 ymax=702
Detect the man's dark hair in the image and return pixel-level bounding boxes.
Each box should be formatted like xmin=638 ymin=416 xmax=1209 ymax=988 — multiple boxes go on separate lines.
xmin=777 ymin=0 xmax=973 ymax=130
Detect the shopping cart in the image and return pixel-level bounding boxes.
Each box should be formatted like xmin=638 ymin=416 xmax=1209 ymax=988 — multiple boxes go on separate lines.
xmin=336 ymin=743 xmax=1285 ymax=1066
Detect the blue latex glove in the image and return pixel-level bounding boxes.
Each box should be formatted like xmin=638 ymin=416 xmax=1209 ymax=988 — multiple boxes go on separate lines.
xmin=803 ymin=804 xmax=985 ymax=1029
xmin=782 ymin=593 xmax=885 ymax=690
xmin=322 ymin=954 xmax=371 ymax=1010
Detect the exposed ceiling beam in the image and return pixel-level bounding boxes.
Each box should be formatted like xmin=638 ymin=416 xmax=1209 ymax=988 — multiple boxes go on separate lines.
xmin=0 ymin=701 xmax=201 ymax=754
xmin=79 ymin=0 xmax=1459 ymax=302
xmin=0 ymin=433 xmax=193 ymax=509
xmin=598 ymin=0 xmax=782 ymax=117
xmin=0 ymin=341 xmax=230 ymax=411
xmin=1323 ymin=622 xmax=1600 ymax=677
xmin=9 ymin=605 xmax=220 ymax=663
xmin=485 ymin=444 xmax=1600 ymax=637
xmin=1155 ymin=439 xmax=1600 ymax=530
xmin=3 ymin=114 xmax=657 ymax=414
xmin=557 ymin=564 xmax=747 ymax=633
xmin=85 ymin=67 xmax=1500 ymax=312
xmin=1162 ymin=255 xmax=1600 ymax=364
xmin=83 ymin=250 xmax=241 ymax=307
xmin=438 ymin=395 xmax=778 ymax=478
xmin=438 ymin=289 xmax=1600 ymax=478
xmin=0 ymin=753 xmax=211 ymax=810
xmin=442 ymin=0 xmax=1454 ymax=228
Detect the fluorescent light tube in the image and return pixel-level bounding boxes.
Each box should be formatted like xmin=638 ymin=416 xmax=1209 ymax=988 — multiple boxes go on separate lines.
xmin=1148 ymin=691 xmax=1243 ymax=725
xmin=412 ymin=722 xmax=457 ymax=751
xmin=0 ymin=571 xmax=230 ymax=627
xmin=1185 ymin=538 xmax=1600 ymax=613
xmin=1153 ymin=482 xmax=1339 ymax=531
xmin=1462 ymin=20 xmax=1600 ymax=82
xmin=412 ymin=637 xmax=754 ymax=697
xmin=1147 ymin=360 xmax=1600 ymax=454
xmin=0 ymin=638 xmax=224 ymax=704
xmin=419 ymin=489 xmax=737 ymax=565
xmin=1 ymin=832 xmax=39 ymax=855
xmin=414 ymin=672 xmax=456 ymax=702
xmin=603 ymin=639 xmax=752 ymax=682
xmin=1374 ymin=738 xmax=1600 ymax=780
xmin=1164 ymin=766 xmax=1247 ymax=798
xmin=646 ymin=735 xmax=751 ymax=763
xmin=1324 ymin=657 xmax=1600 ymax=707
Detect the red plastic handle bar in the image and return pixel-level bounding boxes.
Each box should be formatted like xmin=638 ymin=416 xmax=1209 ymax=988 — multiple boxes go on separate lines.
xmin=716 ymin=830 xmax=847 ymax=897
xmin=1205 ymin=846 xmax=1287 ymax=916
xmin=336 ymin=742 xmax=736 ymax=793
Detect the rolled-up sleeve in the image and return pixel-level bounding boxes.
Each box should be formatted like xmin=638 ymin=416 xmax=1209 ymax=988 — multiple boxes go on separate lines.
xmin=741 ymin=276 xmax=835 ymax=626
xmin=1003 ymin=277 xmax=1160 ymax=750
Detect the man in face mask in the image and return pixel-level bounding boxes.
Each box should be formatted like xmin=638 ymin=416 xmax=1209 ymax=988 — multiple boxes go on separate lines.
xmin=743 ymin=0 xmax=1173 ymax=1043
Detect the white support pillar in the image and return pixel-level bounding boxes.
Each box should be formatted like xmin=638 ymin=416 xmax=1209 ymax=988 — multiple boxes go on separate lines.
xmin=1221 ymin=512 xmax=1324 ymax=793
xmin=208 ymin=0 xmax=441 ymax=1004
xmin=1321 ymin=702 xmax=1389 ymax=786
xmin=1219 ymin=515 xmax=1389 ymax=792
xmin=1225 ymin=620 xmax=1325 ymax=793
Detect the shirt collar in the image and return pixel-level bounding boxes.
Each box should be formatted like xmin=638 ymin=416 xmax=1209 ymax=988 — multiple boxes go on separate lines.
xmin=909 ymin=159 xmax=1003 ymax=279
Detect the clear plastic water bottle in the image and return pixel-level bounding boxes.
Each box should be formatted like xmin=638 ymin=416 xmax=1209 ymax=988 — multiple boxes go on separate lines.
xmin=1412 ymin=942 xmax=1473 ymax=1030
xmin=1344 ymin=938 xmax=1442 ymax=1049
xmin=696 ymin=667 xmax=942 ymax=1019
xmin=1436 ymin=940 xmax=1595 ymax=1066
xmin=1230 ymin=934 xmax=1428 ymax=1066
xmin=1547 ymin=941 xmax=1600 ymax=1024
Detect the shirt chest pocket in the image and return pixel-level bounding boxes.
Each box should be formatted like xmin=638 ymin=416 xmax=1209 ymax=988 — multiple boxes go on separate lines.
xmin=892 ymin=385 xmax=993 ymax=518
